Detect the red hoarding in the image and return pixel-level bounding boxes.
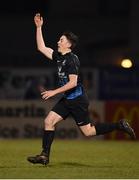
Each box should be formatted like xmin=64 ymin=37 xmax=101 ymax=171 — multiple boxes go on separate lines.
xmin=105 ymin=101 xmax=139 ymax=140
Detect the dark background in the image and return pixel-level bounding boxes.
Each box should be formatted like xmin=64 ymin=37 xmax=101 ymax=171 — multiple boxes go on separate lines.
xmin=0 ymin=1 xmax=139 ymax=140
xmin=0 ymin=0 xmax=139 ymax=68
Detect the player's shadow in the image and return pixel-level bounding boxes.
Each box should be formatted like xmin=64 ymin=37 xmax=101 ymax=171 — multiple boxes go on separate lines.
xmin=50 ymin=162 xmax=92 ymax=167
xmin=49 ymin=162 xmax=114 ymax=168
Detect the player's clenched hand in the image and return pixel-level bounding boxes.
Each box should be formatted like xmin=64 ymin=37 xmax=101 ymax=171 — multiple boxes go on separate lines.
xmin=34 ymin=13 xmax=43 ymax=27
xmin=41 ymin=90 xmax=57 ymax=100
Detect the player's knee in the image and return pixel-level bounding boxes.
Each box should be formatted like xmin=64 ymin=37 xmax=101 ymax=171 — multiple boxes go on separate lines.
xmin=83 ymin=131 xmax=93 ymax=137
xmin=44 ymin=118 xmax=55 ymax=129
xmin=80 ymin=125 xmax=96 ymax=137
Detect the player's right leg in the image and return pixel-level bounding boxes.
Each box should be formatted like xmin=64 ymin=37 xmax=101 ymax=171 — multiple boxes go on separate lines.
xmin=27 ymin=97 xmax=69 ymax=165
xmin=27 ymin=111 xmax=63 ymax=165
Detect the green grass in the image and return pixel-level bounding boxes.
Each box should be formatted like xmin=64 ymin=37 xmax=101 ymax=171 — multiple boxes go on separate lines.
xmin=0 ymin=139 xmax=139 ymax=179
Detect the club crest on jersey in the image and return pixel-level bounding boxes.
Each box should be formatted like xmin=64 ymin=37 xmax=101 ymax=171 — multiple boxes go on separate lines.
xmin=58 ymin=66 xmax=62 ymax=73
xmin=62 ymin=60 xmax=66 ymax=66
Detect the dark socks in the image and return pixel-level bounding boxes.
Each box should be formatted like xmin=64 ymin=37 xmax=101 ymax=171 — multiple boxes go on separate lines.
xmin=42 ymin=130 xmax=55 ymax=157
xmin=95 ymin=122 xmax=120 ymax=135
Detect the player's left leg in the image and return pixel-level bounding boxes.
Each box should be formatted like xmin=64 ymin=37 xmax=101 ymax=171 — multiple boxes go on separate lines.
xmin=79 ymin=119 xmax=136 ymax=139
xmin=69 ymin=95 xmax=136 ymax=139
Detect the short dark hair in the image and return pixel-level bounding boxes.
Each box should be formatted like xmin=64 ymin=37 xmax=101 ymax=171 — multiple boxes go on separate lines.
xmin=62 ymin=31 xmax=78 ymax=50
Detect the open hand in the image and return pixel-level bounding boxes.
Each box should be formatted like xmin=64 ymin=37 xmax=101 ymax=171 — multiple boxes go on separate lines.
xmin=34 ymin=13 xmax=43 ymax=27
xmin=41 ymin=90 xmax=57 ymax=100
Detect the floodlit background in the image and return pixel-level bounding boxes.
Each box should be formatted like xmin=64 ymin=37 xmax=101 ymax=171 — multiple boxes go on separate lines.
xmin=0 ymin=0 xmax=138 ymax=140
xmin=0 ymin=0 xmax=139 ymax=179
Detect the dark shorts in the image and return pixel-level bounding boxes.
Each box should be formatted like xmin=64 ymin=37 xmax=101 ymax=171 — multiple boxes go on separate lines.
xmin=51 ymin=94 xmax=91 ymax=126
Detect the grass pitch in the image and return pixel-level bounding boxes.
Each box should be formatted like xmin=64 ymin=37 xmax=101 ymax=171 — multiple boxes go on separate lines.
xmin=0 ymin=139 xmax=139 ymax=179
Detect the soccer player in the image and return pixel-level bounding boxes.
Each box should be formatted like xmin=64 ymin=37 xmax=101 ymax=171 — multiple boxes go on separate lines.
xmin=27 ymin=13 xmax=136 ymax=165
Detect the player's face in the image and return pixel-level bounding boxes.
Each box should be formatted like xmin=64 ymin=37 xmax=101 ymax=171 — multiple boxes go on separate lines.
xmin=57 ymin=35 xmax=71 ymax=53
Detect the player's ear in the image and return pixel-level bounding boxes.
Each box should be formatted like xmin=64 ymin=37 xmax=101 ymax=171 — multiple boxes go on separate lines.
xmin=67 ymin=41 xmax=72 ymax=49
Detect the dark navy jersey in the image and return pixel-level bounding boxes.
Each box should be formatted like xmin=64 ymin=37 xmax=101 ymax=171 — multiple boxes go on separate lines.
xmin=52 ymin=51 xmax=84 ymax=99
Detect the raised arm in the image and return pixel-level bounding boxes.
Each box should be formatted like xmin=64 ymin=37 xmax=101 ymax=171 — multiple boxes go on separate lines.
xmin=34 ymin=13 xmax=53 ymax=60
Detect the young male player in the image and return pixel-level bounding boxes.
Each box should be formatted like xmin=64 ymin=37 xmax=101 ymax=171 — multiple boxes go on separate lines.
xmin=27 ymin=13 xmax=136 ymax=165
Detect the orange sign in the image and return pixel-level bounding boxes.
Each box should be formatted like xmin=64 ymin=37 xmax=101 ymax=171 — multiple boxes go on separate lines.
xmin=105 ymin=101 xmax=139 ymax=140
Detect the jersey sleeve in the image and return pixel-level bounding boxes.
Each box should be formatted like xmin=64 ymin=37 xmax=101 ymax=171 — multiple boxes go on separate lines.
xmin=66 ymin=56 xmax=79 ymax=75
xmin=52 ymin=51 xmax=59 ymax=61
